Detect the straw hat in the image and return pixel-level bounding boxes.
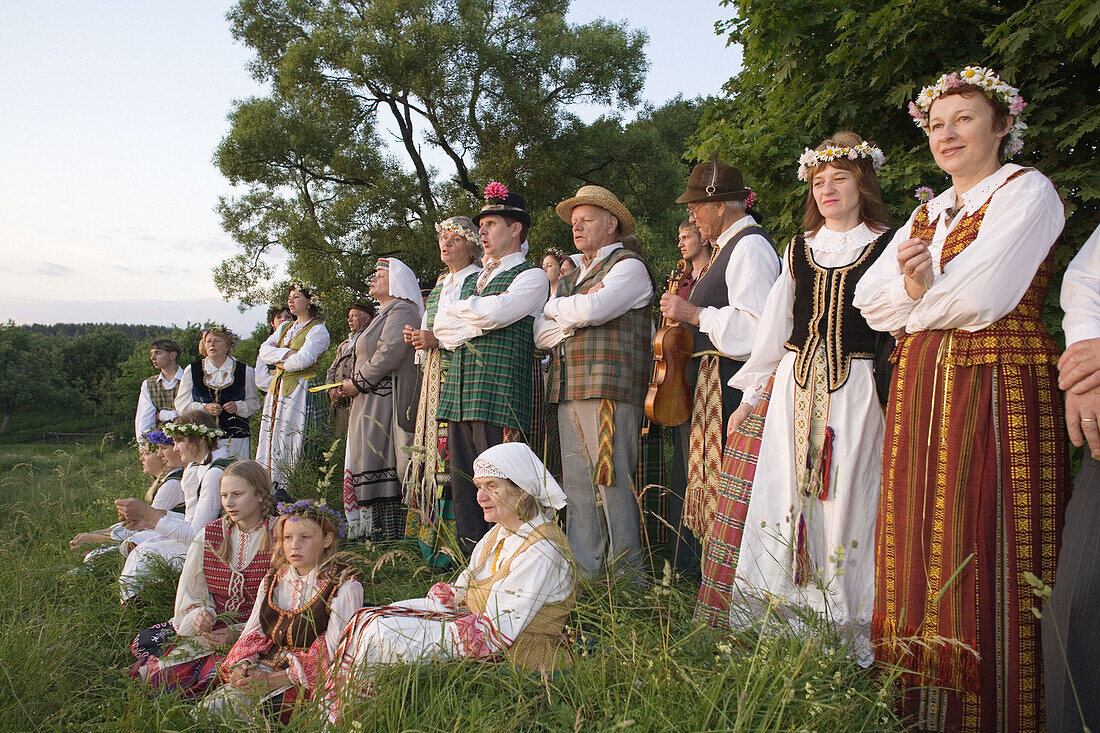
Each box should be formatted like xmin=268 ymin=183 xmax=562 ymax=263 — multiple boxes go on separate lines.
xmin=555 ymin=185 xmax=635 ymax=236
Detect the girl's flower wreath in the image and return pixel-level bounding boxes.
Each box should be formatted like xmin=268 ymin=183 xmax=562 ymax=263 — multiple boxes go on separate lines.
xmin=163 ymin=422 xmax=227 ymax=441
xmin=797 ymin=141 xmax=886 ymax=182
xmin=277 ymin=499 xmax=347 ymax=539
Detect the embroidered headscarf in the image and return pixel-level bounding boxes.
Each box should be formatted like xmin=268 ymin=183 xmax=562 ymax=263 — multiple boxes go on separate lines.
xmin=377 ymin=257 xmax=425 ymax=319
xmin=473 ymin=442 xmax=567 ymax=513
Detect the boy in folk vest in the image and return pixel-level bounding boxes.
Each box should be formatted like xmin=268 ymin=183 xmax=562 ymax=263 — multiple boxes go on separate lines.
xmin=135 ymin=338 xmax=183 ymax=441
xmin=434 ymin=182 xmax=549 ymax=555
xmin=535 ymin=186 xmax=654 ymax=577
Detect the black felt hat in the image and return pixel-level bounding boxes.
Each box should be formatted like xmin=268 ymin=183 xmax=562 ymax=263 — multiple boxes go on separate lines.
xmin=472 ymin=182 xmax=531 ymax=226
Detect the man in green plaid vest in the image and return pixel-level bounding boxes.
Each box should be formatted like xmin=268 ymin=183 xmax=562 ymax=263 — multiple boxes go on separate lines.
xmin=535 ymin=186 xmax=654 ymax=577
xmin=135 ymin=338 xmax=183 ymax=441
xmin=434 ymin=183 xmax=549 ymax=555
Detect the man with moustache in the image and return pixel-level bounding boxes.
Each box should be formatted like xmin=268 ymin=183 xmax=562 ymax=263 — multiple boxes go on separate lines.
xmin=535 ymin=185 xmax=654 ymax=576
xmin=327 ymin=299 xmax=376 ymax=436
xmin=659 ymin=156 xmax=780 ymax=578
xmin=434 ymin=183 xmax=549 ymax=554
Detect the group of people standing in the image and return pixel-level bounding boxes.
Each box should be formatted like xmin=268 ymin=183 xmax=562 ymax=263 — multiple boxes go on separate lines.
xmin=105 ymin=62 xmax=1097 ymax=732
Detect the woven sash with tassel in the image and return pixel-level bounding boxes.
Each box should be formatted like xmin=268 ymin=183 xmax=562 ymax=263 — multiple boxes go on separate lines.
xmin=403 ymin=348 xmax=444 ymax=525
xmin=792 ymin=348 xmax=834 ymax=587
xmin=593 ymin=399 xmax=616 ymax=485
xmin=684 ymin=354 xmax=724 ymax=538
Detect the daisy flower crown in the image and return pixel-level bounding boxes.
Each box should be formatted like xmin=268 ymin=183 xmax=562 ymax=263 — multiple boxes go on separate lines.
xmin=435 ymin=219 xmax=479 ymax=243
xmin=797 ymin=141 xmax=886 ymax=182
xmin=277 ymin=500 xmax=347 ymax=539
xmin=162 ymin=422 xmax=227 ymax=441
xmin=908 ymin=66 xmax=1027 ymax=157
xmin=288 ymin=282 xmax=323 ymax=308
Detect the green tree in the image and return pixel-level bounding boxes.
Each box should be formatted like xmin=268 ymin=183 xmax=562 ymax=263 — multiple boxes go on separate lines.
xmin=0 ymin=324 xmax=86 ymax=431
xmin=692 ymin=0 xmax=1099 ymax=288
xmin=216 ymin=0 xmax=648 ymax=301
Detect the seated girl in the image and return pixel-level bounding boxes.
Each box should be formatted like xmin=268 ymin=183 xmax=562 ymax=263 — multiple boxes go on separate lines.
xmin=326 ymin=443 xmax=574 ymax=718
xmin=115 ymin=411 xmax=232 ymax=603
xmin=129 ymin=460 xmax=275 ymax=698
xmin=202 ymin=501 xmax=361 ymax=721
xmin=69 ymin=429 xmax=185 ymax=562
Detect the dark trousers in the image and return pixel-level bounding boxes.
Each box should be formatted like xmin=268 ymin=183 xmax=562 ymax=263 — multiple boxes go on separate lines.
xmin=448 ymin=420 xmax=504 ymax=556
xmin=1043 ymin=453 xmax=1100 ymax=733
xmin=668 ymin=355 xmax=742 ymax=578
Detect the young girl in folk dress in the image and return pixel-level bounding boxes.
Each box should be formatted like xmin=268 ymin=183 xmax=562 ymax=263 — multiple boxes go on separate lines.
xmin=255 ymin=284 xmax=331 ymax=494
xmin=325 ymin=443 xmax=574 ymax=721
xmin=115 ymin=412 xmax=232 ymax=603
xmin=202 ymin=501 xmax=361 ymax=721
xmin=70 ymin=430 xmax=185 ymax=562
xmin=129 ymin=460 xmax=275 ymax=698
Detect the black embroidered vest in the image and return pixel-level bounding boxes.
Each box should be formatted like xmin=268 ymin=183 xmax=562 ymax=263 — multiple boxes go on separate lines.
xmin=257 ymin=564 xmax=353 ymax=666
xmin=687 ymin=224 xmax=774 ymax=356
xmin=189 ymin=359 xmax=250 ymax=438
xmin=785 ymin=229 xmax=894 ymax=391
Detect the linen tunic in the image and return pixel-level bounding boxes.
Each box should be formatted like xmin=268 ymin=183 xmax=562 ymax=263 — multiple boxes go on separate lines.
xmin=729 ymin=223 xmax=887 ymax=665
xmin=255 ymin=319 xmax=330 ymax=488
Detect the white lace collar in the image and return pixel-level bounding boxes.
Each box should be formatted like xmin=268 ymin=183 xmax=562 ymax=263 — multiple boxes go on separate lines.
xmin=926 ymin=163 xmax=1023 ymax=221
xmin=806 ymin=222 xmax=879 ymax=254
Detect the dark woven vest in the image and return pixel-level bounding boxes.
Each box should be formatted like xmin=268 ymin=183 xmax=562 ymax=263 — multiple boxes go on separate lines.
xmin=436 ymin=261 xmax=541 ymax=433
xmin=547 ymin=248 xmax=653 ymax=405
xmin=785 ymin=229 xmax=894 ymax=391
xmin=144 ymin=374 xmax=177 ymax=417
xmin=201 ymin=520 xmax=271 ymax=619
xmin=189 ymin=359 xmax=250 ymax=438
xmin=257 ymin=565 xmax=352 ymax=664
xmin=687 ymin=224 xmax=774 ymax=356
xmin=162 ymin=466 xmax=186 ymax=513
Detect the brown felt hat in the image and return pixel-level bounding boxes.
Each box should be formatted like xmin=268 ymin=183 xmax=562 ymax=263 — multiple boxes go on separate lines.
xmin=554 ymin=185 xmax=635 ymax=236
xmin=675 ymin=153 xmax=752 ymax=204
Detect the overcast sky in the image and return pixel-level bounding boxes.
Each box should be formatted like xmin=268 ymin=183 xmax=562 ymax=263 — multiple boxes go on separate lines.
xmin=1 ymin=1 xmax=741 ymax=333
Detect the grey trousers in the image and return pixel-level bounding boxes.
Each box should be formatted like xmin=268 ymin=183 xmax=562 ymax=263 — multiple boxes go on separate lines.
xmin=558 ymin=400 xmax=644 ymax=577
xmin=1043 ymin=453 xmax=1100 ymax=733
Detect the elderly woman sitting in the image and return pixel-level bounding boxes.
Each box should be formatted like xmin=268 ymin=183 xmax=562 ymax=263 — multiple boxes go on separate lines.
xmin=326 ymin=443 xmax=575 ymax=716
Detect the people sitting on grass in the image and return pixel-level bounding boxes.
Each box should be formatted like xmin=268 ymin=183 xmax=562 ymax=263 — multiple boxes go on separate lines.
xmin=202 ymin=501 xmax=361 ymax=722
xmin=175 ymin=326 xmax=261 ymax=460
xmin=115 ymin=412 xmax=232 ymax=604
xmin=129 ymin=460 xmax=275 ymax=698
xmin=69 ymin=430 xmax=185 ymax=563
xmin=324 ymin=443 xmax=574 ymax=722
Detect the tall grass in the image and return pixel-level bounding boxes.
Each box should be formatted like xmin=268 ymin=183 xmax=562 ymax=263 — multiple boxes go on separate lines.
xmin=0 ymin=443 xmax=903 ymax=732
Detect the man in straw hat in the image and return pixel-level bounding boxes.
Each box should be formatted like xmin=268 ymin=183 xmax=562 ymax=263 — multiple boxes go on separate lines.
xmin=659 ymin=155 xmax=780 ymax=578
xmin=535 ymin=185 xmax=654 ymax=576
xmin=435 ymin=183 xmax=549 ymax=555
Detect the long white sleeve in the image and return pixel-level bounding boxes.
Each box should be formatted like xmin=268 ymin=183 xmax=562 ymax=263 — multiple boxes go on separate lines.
xmin=697 ymin=234 xmax=781 ymax=360
xmin=533 ymin=314 xmax=568 ymax=350
xmin=155 ymin=465 xmax=225 ymax=543
xmin=855 ymin=166 xmax=1065 ymax=335
xmin=730 ymin=246 xmax=795 ymax=404
xmin=1061 ymin=224 xmax=1100 ymax=347
xmin=232 ymin=365 xmax=262 ymax=417
xmin=173 ymin=526 xmax=212 ymax=636
xmin=174 ymin=364 xmax=199 ymax=414
xmin=258 ymin=323 xmax=292 ymax=364
xmin=150 ymin=475 xmax=184 ymax=512
xmin=543 ymin=256 xmax=653 ymax=330
xmin=254 ymin=353 xmax=273 ymax=392
xmin=282 ymin=324 xmax=330 ymax=372
xmin=434 ymin=263 xmax=548 ymax=350
xmin=135 ymin=380 xmax=156 ymax=440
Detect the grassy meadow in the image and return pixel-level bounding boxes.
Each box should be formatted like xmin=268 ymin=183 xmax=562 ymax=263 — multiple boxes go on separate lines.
xmin=0 ymin=441 xmax=904 ymax=732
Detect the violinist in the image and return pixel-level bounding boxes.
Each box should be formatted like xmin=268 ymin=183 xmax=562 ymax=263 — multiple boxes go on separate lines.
xmin=534 ymin=185 xmax=654 ymax=577
xmin=659 ymin=158 xmax=780 ymax=578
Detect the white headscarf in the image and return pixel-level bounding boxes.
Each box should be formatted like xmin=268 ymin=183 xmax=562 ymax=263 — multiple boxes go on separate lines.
xmin=473 ymin=443 xmax=567 ymax=513
xmin=378 ymin=257 xmax=425 ymax=319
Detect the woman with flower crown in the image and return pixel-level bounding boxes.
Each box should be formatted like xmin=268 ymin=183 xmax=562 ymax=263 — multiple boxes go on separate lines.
xmin=713 ymin=132 xmax=893 ymax=663
xmin=115 ymin=411 xmax=234 ymax=603
xmin=256 ymin=283 xmax=331 ymax=494
xmin=854 ymin=66 xmax=1066 ymax=732
xmin=336 ymin=257 xmax=424 ymax=542
xmin=402 ymin=217 xmax=482 ymax=565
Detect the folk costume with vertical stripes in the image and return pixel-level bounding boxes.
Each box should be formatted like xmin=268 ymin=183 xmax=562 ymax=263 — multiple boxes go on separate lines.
xmin=854 ymin=164 xmax=1067 ymax=732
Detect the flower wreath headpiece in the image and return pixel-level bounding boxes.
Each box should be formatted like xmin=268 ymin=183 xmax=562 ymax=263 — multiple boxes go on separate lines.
xmin=277 ymin=499 xmax=347 ymax=539
xmin=288 ymin=282 xmax=323 ymax=308
xmin=202 ymin=324 xmax=238 ymax=343
xmin=162 ymin=422 xmax=227 ymax=441
xmin=797 ymin=141 xmax=886 ymax=182
xmin=142 ymin=429 xmax=174 ymax=447
xmin=908 ymin=66 xmax=1028 ymax=157
xmin=435 ymin=219 xmax=479 ymax=243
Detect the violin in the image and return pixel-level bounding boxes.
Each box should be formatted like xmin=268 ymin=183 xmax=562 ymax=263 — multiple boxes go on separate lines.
xmin=645 ymin=259 xmax=694 ymax=426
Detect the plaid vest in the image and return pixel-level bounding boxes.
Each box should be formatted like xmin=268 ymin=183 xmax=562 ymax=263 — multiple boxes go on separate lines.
xmin=436 ymin=261 xmax=539 ymax=433
xmin=547 ymin=248 xmax=653 ymax=405
xmin=144 ymin=374 xmax=177 ymax=416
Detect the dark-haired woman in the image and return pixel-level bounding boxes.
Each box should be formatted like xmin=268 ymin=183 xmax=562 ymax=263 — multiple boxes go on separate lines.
xmin=854 ymin=67 xmax=1066 ymax=731
xmin=256 ymin=284 xmax=330 ymax=493
xmin=718 ymin=133 xmax=892 ymax=665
